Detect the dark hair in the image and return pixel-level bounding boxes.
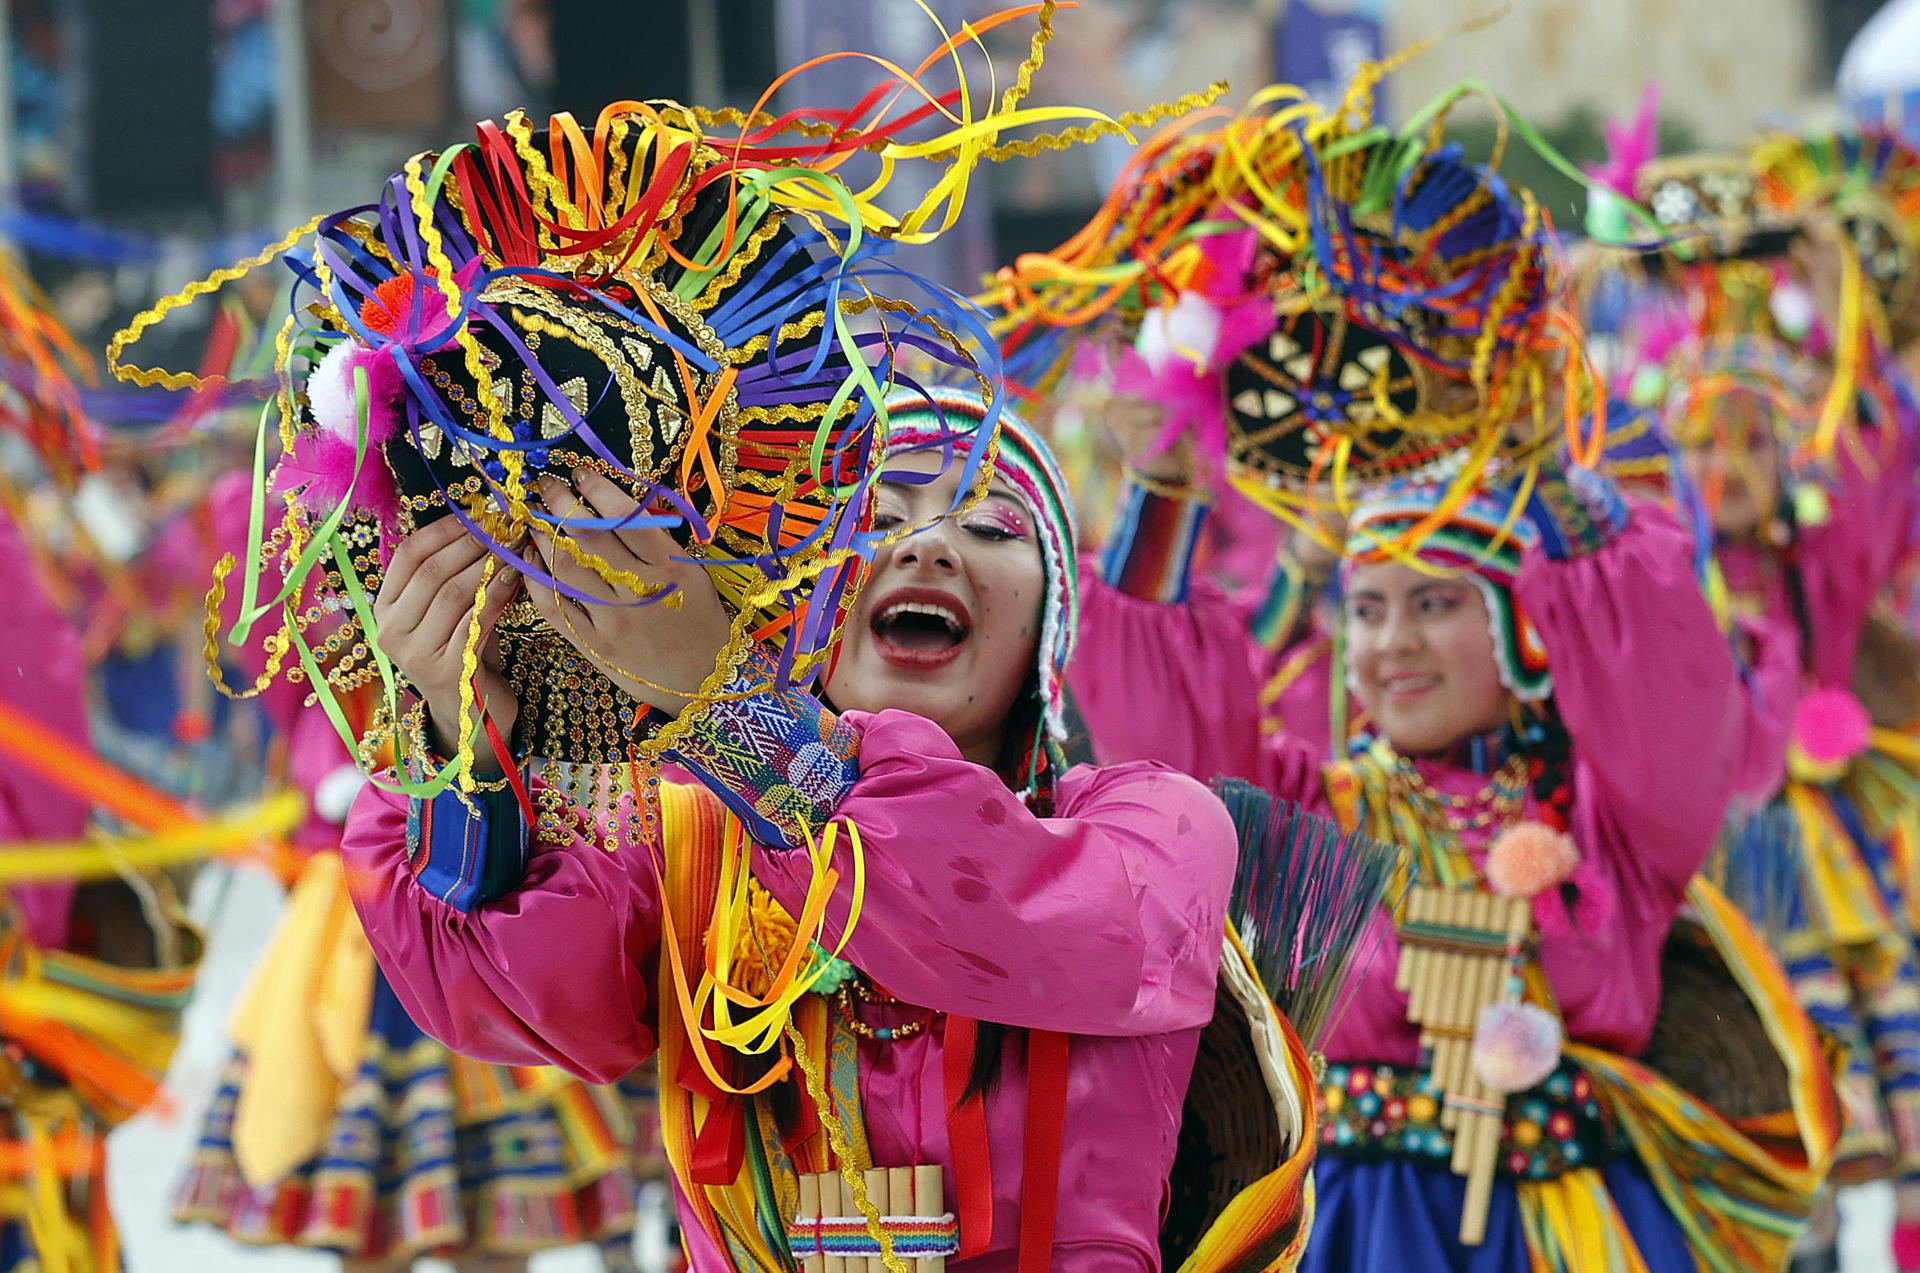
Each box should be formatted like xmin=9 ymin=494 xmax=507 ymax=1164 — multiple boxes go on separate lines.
xmin=1774 ymin=492 xmax=1816 ymax=675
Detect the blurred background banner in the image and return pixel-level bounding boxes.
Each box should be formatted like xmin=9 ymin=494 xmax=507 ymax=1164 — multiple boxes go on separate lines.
xmin=1273 ymin=0 xmax=1387 ymax=112
xmin=1840 ymin=0 xmax=1920 ymax=133
xmin=3 ymin=0 xmax=1919 ymax=409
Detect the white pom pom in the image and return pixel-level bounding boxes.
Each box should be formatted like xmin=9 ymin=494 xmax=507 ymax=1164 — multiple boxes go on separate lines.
xmin=1133 ymin=292 xmax=1223 ymax=377
xmin=1162 ymin=291 xmax=1222 ymax=366
xmin=1134 ymin=306 xmax=1175 ymax=374
xmin=314 ymin=764 xmax=370 ymax=825
xmin=1770 ymin=283 xmax=1815 ymax=342
xmin=71 ymin=473 xmax=147 ymax=564
xmin=307 ymin=342 xmax=361 ymax=439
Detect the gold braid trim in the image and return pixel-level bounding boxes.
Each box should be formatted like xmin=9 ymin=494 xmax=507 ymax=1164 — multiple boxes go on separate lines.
xmin=200 ymin=555 xmax=295 ymax=701
xmin=968 ymin=83 xmax=1229 ymax=163
xmin=108 ymin=216 xmax=323 ymax=391
xmin=689 ymin=106 xmax=885 ymax=150
xmin=270 ymin=319 xmax=301 ymax=453
xmin=696 ymin=210 xmax=788 ymax=313
xmin=996 ymin=0 xmax=1057 ymax=114
xmin=726 ymin=307 xmax=829 ymax=365
xmin=785 ymin=1022 xmax=909 ymax=1273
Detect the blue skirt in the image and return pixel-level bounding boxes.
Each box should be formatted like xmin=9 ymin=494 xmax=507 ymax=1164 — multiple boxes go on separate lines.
xmin=1303 ymin=1156 xmax=1696 ymax=1272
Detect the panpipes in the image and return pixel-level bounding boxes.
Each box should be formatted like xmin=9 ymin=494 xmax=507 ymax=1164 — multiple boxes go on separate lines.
xmin=790 ymin=1164 xmax=955 ymax=1273
xmin=1394 ymin=884 xmax=1532 ymax=1246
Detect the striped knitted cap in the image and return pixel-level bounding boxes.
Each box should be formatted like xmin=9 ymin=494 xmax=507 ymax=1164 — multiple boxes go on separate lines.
xmin=1343 ymin=483 xmax=1550 ymax=701
xmin=881 ymin=387 xmax=1079 ymax=741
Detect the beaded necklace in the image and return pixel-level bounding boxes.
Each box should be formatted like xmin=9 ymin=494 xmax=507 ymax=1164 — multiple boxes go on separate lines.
xmin=1344 ymin=738 xmax=1529 ymax=890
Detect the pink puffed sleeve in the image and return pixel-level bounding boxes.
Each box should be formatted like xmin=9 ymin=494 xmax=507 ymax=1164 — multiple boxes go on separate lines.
xmin=0 ymin=510 xmax=84 ymax=949
xmin=1072 ymin=571 xmax=1269 ymax=785
xmin=1516 ymin=503 xmax=1745 ymax=894
xmin=751 ymin=710 xmax=1236 ymax=1037
xmin=1799 ymin=420 xmax=1920 ymax=689
xmin=340 ymin=781 xmax=663 ymax=1083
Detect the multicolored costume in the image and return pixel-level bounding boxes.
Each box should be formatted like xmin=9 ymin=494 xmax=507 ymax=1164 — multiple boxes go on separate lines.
xmin=112 ymin=8 xmax=1316 ymax=1269
xmin=1592 ymin=120 xmax=1920 ymax=1183
xmin=169 ymin=478 xmax=652 ymax=1261
xmin=0 ymin=246 xmax=213 ymax=1273
xmin=340 ymin=395 xmax=1318 ymax=1272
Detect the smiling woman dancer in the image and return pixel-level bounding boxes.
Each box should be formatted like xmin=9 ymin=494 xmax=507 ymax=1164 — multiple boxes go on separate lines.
xmin=990 ymin=63 xmax=1843 ymax=1273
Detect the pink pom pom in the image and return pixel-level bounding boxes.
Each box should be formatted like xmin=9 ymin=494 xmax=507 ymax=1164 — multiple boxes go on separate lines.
xmin=1483 ymin=821 xmax=1580 ymax=900
xmin=307 ymin=341 xmax=407 ymax=445
xmin=1471 ymin=999 xmax=1563 ymax=1094
xmin=1793 ymin=687 xmax=1872 ymax=769
xmin=272 ymin=429 xmax=400 ymax=529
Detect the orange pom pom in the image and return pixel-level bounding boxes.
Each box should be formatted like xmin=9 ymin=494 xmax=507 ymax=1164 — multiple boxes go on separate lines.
xmin=1483 ymin=821 xmax=1579 ymax=899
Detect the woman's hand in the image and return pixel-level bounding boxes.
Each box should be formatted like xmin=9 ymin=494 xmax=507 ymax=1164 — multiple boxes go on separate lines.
xmin=1287 ymin=501 xmax=1348 ymax=574
xmin=1105 ymin=393 xmax=1192 ymax=484
xmin=371 ymin=515 xmax=521 ymax=766
xmin=526 ymin=470 xmax=732 ymax=719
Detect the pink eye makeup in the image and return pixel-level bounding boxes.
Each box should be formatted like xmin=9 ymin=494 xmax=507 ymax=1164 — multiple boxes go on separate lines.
xmin=965 ymin=499 xmax=1032 ymax=540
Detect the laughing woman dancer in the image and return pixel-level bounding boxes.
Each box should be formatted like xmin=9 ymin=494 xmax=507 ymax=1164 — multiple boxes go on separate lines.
xmin=341 ymin=392 xmax=1314 ymax=1271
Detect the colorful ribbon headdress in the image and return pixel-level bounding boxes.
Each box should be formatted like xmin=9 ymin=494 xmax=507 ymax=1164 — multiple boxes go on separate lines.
xmin=1579 ymin=95 xmax=1886 ymax=462
xmin=1752 ymin=128 xmax=1920 ymax=330
xmin=990 ymin=64 xmax=1600 ymax=555
xmin=107 ymin=2 xmax=1219 ymax=792
xmin=0 ymin=243 xmax=100 ymax=486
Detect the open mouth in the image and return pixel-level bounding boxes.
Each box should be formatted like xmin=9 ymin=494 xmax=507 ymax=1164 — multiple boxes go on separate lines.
xmin=869 ymin=590 xmax=972 ymax=668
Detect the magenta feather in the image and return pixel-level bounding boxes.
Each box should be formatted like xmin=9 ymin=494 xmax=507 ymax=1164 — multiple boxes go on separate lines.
xmin=1586 ymin=82 xmax=1662 ymax=200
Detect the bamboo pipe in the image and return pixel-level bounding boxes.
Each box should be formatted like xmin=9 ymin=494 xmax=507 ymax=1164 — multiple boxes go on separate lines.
xmin=822 ymin=1172 xmax=846 ymax=1273
xmin=914 ymin=1164 xmax=946 ymax=1273
xmin=864 ymin=1170 xmax=892 ymax=1273
xmin=797 ymin=1174 xmax=826 ymax=1273
xmin=1395 ymin=887 xmax=1425 ymax=995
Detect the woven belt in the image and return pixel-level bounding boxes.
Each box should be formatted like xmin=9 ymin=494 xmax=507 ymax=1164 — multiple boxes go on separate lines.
xmin=1317 ymin=1059 xmax=1624 ymax=1180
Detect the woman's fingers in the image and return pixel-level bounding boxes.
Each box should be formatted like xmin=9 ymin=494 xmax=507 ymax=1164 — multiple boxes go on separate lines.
xmin=545 ymin=472 xmax=662 ymax=578
xmin=475 ymin=561 xmax=522 ymax=632
xmin=530 ymin=525 xmax=614 ymax=606
xmin=431 ymin=559 xmax=523 ymax=657
xmin=371 ymin=514 xmax=473 ymax=627
xmin=570 ymin=470 xmax=656 ymax=565
xmin=377 ymin=528 xmax=489 ymax=635
xmin=524 ymin=569 xmax=585 ymax=647
xmin=418 ymin=555 xmax=498 ymax=654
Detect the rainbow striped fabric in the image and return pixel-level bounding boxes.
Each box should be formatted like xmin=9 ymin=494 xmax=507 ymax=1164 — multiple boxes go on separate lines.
xmin=785 ymin=1212 xmax=960 ymax=1259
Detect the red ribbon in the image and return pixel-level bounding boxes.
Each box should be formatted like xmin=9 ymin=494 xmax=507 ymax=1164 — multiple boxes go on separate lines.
xmin=1018 ymin=1030 xmax=1071 ymax=1273
xmin=942 ymin=1016 xmax=995 ymax=1259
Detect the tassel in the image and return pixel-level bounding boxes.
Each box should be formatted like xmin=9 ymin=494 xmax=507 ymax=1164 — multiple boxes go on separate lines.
xmin=1214 ymin=778 xmax=1407 ymax=1046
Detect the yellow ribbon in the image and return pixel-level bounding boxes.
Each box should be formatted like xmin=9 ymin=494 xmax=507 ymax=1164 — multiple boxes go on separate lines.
xmin=0 ymin=792 xmax=303 ymax=883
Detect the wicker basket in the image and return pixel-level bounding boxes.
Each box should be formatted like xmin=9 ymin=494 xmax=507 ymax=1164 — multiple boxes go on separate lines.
xmin=1160 ymin=938 xmax=1305 ymax=1273
xmin=1639 ymin=918 xmax=1793 ymax=1121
